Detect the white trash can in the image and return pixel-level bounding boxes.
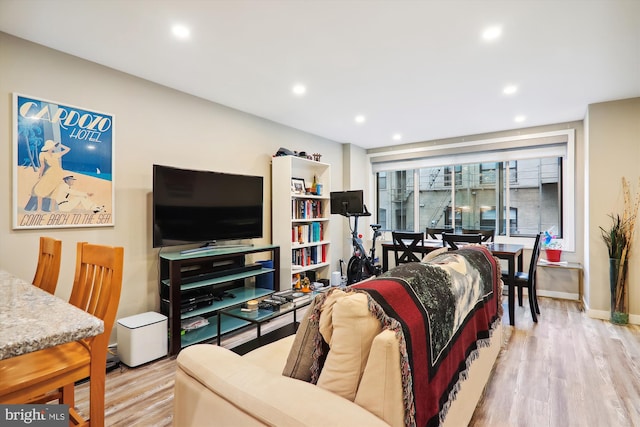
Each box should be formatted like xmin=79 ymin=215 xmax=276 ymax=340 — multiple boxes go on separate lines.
xmin=117 ymin=312 xmax=167 ymax=367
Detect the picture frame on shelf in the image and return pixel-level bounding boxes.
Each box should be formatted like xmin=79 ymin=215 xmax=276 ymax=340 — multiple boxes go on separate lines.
xmin=291 ymin=177 xmax=306 ymax=194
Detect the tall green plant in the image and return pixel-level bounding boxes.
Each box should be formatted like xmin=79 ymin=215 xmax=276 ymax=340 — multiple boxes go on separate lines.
xmin=599 ymin=214 xmax=629 ymax=260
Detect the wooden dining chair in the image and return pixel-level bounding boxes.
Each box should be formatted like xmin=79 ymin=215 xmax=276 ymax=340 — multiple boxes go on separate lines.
xmin=442 ymin=232 xmax=483 ymax=250
xmin=32 ymin=236 xmax=62 ymax=294
xmin=0 ymin=242 xmax=124 ymax=427
xmin=462 ymin=228 xmax=495 ymax=242
xmin=502 ymin=233 xmax=543 ymax=322
xmin=392 ymin=231 xmax=425 ymax=265
xmin=426 ymin=227 xmax=454 ymax=239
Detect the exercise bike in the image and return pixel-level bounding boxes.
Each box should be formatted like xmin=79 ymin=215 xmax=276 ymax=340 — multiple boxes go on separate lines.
xmin=341 ymin=206 xmax=382 ymax=285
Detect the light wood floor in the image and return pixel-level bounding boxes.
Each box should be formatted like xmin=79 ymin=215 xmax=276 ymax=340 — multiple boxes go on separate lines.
xmin=74 ymin=298 xmax=640 ymax=426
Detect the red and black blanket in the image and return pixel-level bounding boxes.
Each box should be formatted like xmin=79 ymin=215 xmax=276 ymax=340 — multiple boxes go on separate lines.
xmin=353 ymin=245 xmax=501 ymax=427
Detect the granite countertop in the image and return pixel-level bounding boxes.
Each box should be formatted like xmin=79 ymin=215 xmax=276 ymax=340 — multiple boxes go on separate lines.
xmin=0 ymin=270 xmax=104 ymax=360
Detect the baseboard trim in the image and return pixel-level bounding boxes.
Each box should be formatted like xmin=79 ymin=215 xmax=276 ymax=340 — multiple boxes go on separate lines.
xmin=586 ymin=308 xmax=640 ymax=325
xmin=507 ymin=288 xmax=579 ymax=301
xmin=536 ymin=289 xmax=578 ymax=300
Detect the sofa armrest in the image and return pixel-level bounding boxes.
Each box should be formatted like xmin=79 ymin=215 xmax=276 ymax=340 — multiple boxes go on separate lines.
xmin=355 ymin=329 xmax=404 ymax=427
xmin=175 ymin=344 xmax=390 ymax=427
xmin=243 ymin=335 xmax=296 ymax=374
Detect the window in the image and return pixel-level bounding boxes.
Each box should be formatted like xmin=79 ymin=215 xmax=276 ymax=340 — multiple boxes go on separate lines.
xmin=481 ymin=207 xmax=518 ymax=234
xmin=480 ymin=162 xmax=517 ymax=184
xmin=376 ymin=170 xmax=414 ymax=231
xmin=377 ymin=159 xmax=561 ymax=237
xmin=480 ymin=163 xmax=497 ymax=184
xmin=369 ymin=129 xmax=574 ymax=245
xmin=443 ymin=165 xmax=462 ymax=187
xmin=378 ymin=172 xmax=387 ymax=190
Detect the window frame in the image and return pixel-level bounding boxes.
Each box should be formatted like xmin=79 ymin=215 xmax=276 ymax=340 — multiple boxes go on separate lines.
xmin=367 ymin=129 xmax=575 ymax=251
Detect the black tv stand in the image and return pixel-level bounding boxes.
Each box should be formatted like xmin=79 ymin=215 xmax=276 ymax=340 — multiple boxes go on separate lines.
xmin=160 ymin=244 xmax=280 ymax=355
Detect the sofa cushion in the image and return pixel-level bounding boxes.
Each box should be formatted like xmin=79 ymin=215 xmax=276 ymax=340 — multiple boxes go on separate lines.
xmin=281 ymin=294 xmax=320 ymax=381
xmin=317 ymin=288 xmax=348 ymax=344
xmin=316 ymin=292 xmax=382 ymax=401
xmin=282 ymin=290 xmax=345 ymax=381
xmin=354 ymin=329 xmax=405 ymax=427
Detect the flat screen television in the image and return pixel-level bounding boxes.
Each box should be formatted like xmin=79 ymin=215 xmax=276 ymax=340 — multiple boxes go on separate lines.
xmin=153 ymin=164 xmax=263 ymax=248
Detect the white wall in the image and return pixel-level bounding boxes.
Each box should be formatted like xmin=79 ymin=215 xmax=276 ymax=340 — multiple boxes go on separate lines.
xmin=337 ymin=143 xmax=372 ymax=263
xmin=586 ymin=98 xmax=640 ymax=320
xmin=0 ymin=33 xmax=345 ymax=337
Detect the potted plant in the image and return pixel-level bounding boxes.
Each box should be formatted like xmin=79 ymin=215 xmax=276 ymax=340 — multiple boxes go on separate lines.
xmin=599 ymin=177 xmax=640 ymax=324
xmin=542 ymin=227 xmax=562 ymax=262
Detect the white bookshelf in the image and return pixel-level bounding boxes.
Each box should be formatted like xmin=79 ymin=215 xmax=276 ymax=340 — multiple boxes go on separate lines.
xmin=272 ymin=156 xmax=331 ymax=289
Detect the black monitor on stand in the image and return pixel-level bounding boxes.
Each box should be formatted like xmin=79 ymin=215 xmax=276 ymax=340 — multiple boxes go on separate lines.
xmin=330 ymin=190 xmax=367 ymax=217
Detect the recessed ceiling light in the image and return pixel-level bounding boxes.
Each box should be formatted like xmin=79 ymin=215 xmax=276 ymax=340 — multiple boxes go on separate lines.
xmin=514 ymin=115 xmax=526 ymax=123
xmin=482 ymin=26 xmax=502 ymax=41
xmin=503 ymin=84 xmax=518 ymax=95
xmin=392 ymin=133 xmax=402 ymax=141
xmin=292 ymin=84 xmax=306 ymax=96
xmin=355 ymin=115 xmax=366 ymax=124
xmin=172 ymin=24 xmax=191 ymax=40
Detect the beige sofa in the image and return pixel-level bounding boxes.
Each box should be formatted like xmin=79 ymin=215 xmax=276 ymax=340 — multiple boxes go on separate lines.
xmin=174 ymin=288 xmax=503 ymax=427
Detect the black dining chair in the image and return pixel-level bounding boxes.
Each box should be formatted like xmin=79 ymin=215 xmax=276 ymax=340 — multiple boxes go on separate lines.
xmin=462 ymin=228 xmax=495 ymax=242
xmin=502 ymin=233 xmax=543 ymax=322
xmin=426 ymin=227 xmax=454 ymax=239
xmin=442 ymin=232 xmax=483 ymax=250
xmin=392 ymin=231 xmax=425 ymax=265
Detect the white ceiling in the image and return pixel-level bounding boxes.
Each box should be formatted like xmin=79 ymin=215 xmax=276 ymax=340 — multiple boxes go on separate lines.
xmin=1 ymin=0 xmax=639 ymax=149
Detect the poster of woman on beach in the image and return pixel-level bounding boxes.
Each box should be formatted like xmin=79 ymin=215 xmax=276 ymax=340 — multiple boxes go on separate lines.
xmin=13 ymin=93 xmax=115 ymax=229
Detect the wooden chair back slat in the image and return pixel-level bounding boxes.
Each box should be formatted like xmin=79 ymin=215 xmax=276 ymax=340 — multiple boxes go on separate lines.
xmin=32 ymin=237 xmax=62 ymax=295
xmin=392 ymin=231 xmax=425 ymax=264
xmin=442 ymin=232 xmax=483 ymax=250
xmin=462 ymin=228 xmax=495 ymax=242
xmin=70 ymin=242 xmax=124 ymax=344
xmin=426 ymin=227 xmax=454 ymax=239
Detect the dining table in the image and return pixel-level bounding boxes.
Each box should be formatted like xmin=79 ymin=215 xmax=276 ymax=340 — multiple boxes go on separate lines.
xmin=381 ymin=241 xmax=525 ymax=326
xmin=0 ymin=269 xmax=104 ymax=360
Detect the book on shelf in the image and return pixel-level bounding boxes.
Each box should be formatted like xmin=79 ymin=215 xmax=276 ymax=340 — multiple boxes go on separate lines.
xmin=291 ymin=199 xmax=323 ymax=220
xmin=291 ymin=222 xmax=324 ymax=244
xmin=291 ymin=245 xmax=327 ymax=266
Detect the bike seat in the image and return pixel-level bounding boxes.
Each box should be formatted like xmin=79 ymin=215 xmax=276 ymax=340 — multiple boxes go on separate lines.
xmin=370 ymin=224 xmax=382 ymax=231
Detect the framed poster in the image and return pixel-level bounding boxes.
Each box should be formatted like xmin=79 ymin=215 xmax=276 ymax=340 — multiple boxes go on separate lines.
xmin=13 ymin=94 xmax=115 ymax=229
